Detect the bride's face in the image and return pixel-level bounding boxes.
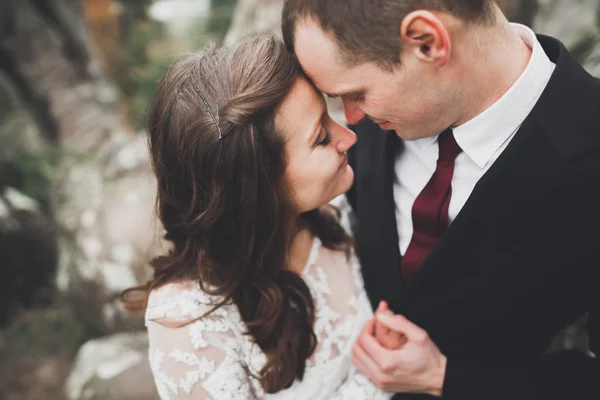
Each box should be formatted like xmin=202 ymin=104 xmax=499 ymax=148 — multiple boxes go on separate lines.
xmin=276 ymin=77 xmax=356 ymax=213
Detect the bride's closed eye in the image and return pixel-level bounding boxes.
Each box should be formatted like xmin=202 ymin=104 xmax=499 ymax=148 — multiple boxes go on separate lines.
xmin=316 ymin=127 xmax=332 ymax=147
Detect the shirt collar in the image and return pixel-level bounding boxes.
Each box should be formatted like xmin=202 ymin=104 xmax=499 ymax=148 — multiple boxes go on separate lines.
xmin=451 ymin=23 xmax=556 ymax=169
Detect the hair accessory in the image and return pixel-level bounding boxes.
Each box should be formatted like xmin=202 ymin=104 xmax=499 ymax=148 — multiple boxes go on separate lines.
xmin=197 ymin=89 xmax=223 ymax=140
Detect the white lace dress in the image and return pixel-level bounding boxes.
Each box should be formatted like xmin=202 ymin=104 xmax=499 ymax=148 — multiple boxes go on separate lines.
xmin=145 ymin=207 xmax=391 ymax=400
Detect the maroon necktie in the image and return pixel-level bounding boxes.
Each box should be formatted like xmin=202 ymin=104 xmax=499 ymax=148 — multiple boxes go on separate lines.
xmin=400 ymin=129 xmax=462 ymax=284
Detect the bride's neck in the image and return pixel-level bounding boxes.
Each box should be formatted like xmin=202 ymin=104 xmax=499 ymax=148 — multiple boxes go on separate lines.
xmin=287 ymin=218 xmax=314 ymax=275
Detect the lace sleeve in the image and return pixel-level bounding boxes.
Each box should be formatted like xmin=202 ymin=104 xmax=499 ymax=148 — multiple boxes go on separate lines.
xmin=146 ymin=285 xmax=256 ymax=400
xmin=331 ymin=365 xmax=393 ymax=400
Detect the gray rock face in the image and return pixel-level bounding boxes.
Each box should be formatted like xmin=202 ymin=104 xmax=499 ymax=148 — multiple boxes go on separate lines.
xmin=2 ymin=0 xmax=121 ymax=152
xmin=582 ymin=36 xmax=600 ymax=77
xmin=51 ymin=135 xmax=169 ymax=334
xmin=224 ymin=0 xmax=284 ymax=46
xmin=0 ymin=70 xmax=47 ymax=166
xmin=0 ymin=187 xmax=57 ymax=326
xmin=507 ymin=0 xmax=600 ymax=78
xmin=533 ymin=0 xmax=599 ymax=49
xmin=64 ymin=332 xmax=159 ymax=400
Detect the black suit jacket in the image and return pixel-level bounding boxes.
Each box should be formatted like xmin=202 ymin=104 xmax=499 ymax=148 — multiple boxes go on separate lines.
xmin=347 ymin=35 xmax=600 ymax=400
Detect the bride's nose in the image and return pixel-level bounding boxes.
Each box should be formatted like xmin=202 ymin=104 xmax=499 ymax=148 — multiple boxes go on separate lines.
xmin=334 ymin=125 xmax=357 ymax=153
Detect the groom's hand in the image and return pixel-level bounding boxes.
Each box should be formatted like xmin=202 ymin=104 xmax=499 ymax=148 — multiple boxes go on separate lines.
xmin=353 ymin=312 xmax=447 ymax=397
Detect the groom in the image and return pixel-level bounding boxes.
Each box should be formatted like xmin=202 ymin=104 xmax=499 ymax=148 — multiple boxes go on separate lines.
xmin=282 ymin=0 xmax=599 ymax=399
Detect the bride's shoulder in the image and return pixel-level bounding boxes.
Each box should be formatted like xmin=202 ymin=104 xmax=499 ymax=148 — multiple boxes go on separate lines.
xmin=145 ymin=280 xmax=234 ymax=325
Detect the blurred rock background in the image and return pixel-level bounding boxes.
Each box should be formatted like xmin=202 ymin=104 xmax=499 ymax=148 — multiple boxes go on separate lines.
xmin=0 ymin=0 xmax=598 ymax=399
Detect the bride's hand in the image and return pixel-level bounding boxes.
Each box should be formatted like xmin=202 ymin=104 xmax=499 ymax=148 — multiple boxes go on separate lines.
xmin=374 ymin=301 xmax=407 ymax=350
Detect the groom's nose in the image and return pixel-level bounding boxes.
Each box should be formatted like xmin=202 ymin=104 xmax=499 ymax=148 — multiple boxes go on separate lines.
xmin=342 ymin=99 xmax=366 ymax=125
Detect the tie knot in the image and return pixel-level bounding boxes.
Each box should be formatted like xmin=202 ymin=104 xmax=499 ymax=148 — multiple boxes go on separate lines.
xmin=437 ymin=129 xmax=461 ymax=162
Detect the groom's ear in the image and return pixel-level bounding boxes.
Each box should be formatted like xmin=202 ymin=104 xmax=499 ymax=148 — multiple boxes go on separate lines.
xmin=399 ymin=10 xmax=451 ymax=68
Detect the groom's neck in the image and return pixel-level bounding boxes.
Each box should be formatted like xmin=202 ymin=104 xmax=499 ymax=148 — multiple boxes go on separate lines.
xmin=452 ymin=13 xmax=532 ymax=127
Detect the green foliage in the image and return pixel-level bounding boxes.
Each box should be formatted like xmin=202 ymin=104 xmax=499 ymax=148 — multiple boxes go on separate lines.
xmin=110 ymin=1 xmax=238 ymax=130
xmin=0 ymin=301 xmax=94 ymax=361
xmin=0 ymin=145 xmax=64 ymax=206
xmin=208 ymin=0 xmax=239 ymax=41
xmin=120 ymin=0 xmax=155 ymax=28
xmin=117 ymin=20 xmax=173 ymax=129
xmin=131 ymin=57 xmax=173 ymax=130
xmin=115 ymin=21 xmax=167 ymax=99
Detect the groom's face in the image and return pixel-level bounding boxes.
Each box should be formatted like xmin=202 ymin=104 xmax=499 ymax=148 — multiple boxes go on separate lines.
xmin=293 ymin=18 xmax=451 ymax=140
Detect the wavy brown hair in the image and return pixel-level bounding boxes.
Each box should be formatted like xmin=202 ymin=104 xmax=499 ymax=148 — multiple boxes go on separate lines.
xmin=121 ymin=36 xmax=352 ymax=393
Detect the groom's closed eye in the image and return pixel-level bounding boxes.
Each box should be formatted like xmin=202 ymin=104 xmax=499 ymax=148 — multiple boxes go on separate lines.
xmin=326 ymin=93 xmax=365 ymax=104
xmin=325 ymin=88 xmax=365 ymax=101
xmin=348 ymin=93 xmax=364 ymax=102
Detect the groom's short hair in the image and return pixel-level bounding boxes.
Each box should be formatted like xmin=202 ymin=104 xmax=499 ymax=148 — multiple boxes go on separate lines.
xmin=282 ymin=0 xmax=497 ymax=68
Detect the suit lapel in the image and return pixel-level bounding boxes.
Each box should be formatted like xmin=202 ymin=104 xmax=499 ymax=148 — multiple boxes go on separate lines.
xmin=353 ymin=121 xmax=406 ymax=310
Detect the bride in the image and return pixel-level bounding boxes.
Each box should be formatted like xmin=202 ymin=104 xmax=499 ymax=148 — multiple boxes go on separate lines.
xmin=122 ymin=36 xmax=398 ymax=399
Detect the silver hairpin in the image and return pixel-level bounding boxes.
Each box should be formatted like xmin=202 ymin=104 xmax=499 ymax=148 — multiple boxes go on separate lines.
xmin=197 ymin=89 xmax=223 ymax=140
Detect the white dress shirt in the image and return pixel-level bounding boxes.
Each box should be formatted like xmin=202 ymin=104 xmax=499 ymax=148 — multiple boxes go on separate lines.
xmin=394 ymin=23 xmax=556 ymax=255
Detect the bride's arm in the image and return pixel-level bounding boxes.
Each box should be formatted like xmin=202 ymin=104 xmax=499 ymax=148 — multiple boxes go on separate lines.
xmin=146 ymin=305 xmax=257 ymax=400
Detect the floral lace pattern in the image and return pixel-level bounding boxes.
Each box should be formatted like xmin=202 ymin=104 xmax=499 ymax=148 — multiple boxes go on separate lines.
xmin=145 ymin=200 xmax=392 ymax=400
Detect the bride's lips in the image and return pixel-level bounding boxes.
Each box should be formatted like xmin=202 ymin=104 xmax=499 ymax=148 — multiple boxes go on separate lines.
xmin=339 ymin=154 xmax=348 ymax=170
xmin=371 ymin=118 xmax=392 ymax=130
xmin=377 ymin=121 xmax=392 ymax=130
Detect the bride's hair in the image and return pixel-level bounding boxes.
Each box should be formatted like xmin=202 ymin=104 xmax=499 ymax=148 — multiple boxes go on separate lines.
xmin=121 ymin=36 xmax=352 ymax=393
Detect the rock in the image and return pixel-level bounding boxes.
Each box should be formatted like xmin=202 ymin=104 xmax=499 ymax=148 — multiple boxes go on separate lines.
xmin=0 ymin=352 xmax=75 ymax=400
xmin=502 ymin=0 xmax=540 ymax=27
xmin=580 ymin=36 xmax=600 ymax=78
xmin=3 ymin=0 xmax=122 ymax=152
xmin=533 ymin=0 xmax=599 ymax=50
xmin=0 ymin=70 xmax=47 ymax=162
xmin=64 ymin=332 xmax=159 ymax=400
xmin=0 ymin=186 xmax=57 ymax=326
xmin=51 ymin=134 xmax=169 ymax=334
xmin=0 ymin=69 xmax=51 ymax=191
xmin=223 ymin=0 xmax=284 ymax=46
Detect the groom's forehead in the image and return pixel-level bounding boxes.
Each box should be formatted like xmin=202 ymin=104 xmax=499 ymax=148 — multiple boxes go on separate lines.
xmin=294 ymin=18 xmax=348 ymax=85
xmin=295 ymin=20 xmax=379 ymax=99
